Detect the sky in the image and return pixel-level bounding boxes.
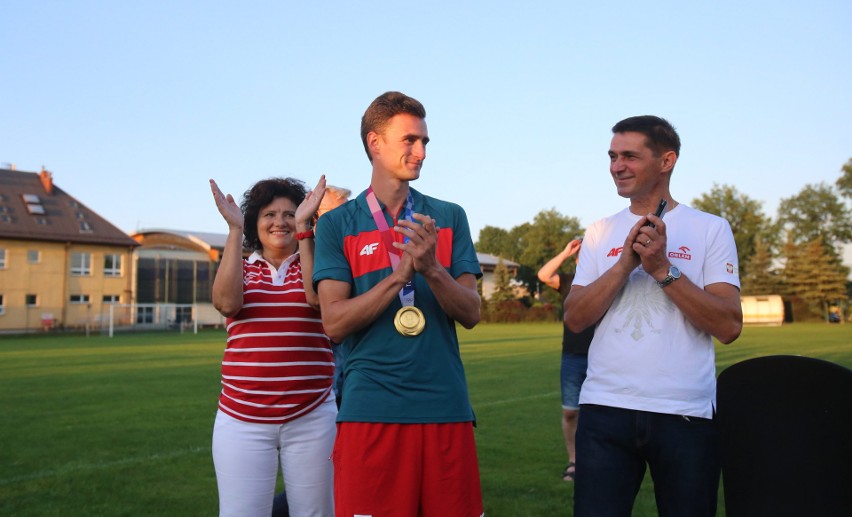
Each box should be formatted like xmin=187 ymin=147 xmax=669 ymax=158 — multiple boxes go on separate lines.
xmin=2 ymin=1 xmax=851 ymax=245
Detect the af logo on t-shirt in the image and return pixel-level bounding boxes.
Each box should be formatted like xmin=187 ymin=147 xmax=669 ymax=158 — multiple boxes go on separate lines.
xmin=359 ymin=243 xmax=380 ymax=256
xmin=344 ymin=228 xmax=454 ymax=278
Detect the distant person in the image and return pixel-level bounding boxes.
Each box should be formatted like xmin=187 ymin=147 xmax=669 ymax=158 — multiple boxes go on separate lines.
xmin=314 ymin=91 xmax=484 ymax=516
xmin=536 ymin=238 xmax=594 ymax=482
xmin=316 ymin=184 xmax=351 ymax=220
xmin=318 ymin=185 xmax=352 ymax=406
xmin=210 ymin=175 xmax=336 ymax=517
xmin=565 ymin=116 xmax=743 ymax=516
xmin=272 ymin=184 xmax=350 ymax=517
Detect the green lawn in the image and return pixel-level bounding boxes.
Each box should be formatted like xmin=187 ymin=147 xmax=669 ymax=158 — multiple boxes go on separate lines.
xmin=1 ymin=323 xmax=850 ymax=516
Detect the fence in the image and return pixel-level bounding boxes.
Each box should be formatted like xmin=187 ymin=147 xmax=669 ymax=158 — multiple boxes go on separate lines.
xmin=98 ymin=303 xmax=225 ymax=336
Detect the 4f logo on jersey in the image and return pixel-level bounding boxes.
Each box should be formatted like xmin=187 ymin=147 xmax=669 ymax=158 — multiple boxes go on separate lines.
xmin=360 ymin=242 xmax=380 ymax=256
xmin=607 ymin=246 xmax=623 ymax=257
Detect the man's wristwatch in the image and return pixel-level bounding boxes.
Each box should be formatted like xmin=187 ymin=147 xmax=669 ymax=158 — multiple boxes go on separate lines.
xmin=657 ymin=265 xmax=681 ymax=288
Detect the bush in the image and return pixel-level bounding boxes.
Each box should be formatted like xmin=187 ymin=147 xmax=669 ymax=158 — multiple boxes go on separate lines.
xmin=482 ymin=300 xmax=561 ymax=323
xmin=524 ymin=303 xmax=559 ymax=322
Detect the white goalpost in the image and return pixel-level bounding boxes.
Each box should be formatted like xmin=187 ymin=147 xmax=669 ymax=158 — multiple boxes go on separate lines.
xmin=104 ymin=303 xmax=201 ymax=337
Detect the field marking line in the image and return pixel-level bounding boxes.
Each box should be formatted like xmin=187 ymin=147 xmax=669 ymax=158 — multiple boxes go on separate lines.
xmin=476 ymin=391 xmax=559 ymax=408
xmin=0 ymin=445 xmax=207 ymax=486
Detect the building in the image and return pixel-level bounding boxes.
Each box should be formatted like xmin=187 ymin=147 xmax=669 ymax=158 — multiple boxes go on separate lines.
xmin=0 ymin=167 xmax=139 ymax=332
xmin=741 ymin=294 xmax=785 ymax=326
xmin=477 ymin=252 xmax=521 ymax=299
xmin=129 ymin=229 xmax=232 ymax=327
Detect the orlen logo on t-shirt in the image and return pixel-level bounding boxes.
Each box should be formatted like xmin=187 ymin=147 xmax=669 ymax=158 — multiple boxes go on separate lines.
xmin=607 ymin=246 xmax=623 ymax=257
xmin=668 ymin=246 xmax=692 ymax=260
xmin=359 ymin=243 xmax=380 ymax=256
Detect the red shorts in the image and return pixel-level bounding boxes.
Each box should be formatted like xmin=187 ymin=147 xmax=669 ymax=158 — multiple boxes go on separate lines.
xmin=333 ymin=422 xmax=483 ymax=517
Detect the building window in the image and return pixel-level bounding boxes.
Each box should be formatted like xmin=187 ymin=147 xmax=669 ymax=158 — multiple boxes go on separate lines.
xmin=103 ymin=295 xmax=120 ymax=304
xmin=70 ymin=294 xmax=91 ymax=304
xmin=196 ymin=262 xmax=212 ymax=302
xmin=175 ymin=306 xmax=193 ymax=324
xmin=79 ymin=221 xmax=93 ymax=233
xmin=0 ymin=294 xmax=4 ymax=315
xmin=28 ymin=250 xmax=41 ymax=264
xmin=0 ymin=248 xmax=6 ymax=269
xmin=26 ymin=294 xmax=38 ymax=307
xmin=136 ymin=257 xmax=212 ymax=304
xmin=70 ymin=252 xmax=92 ymax=276
xmin=23 ymin=194 xmax=46 ymax=215
xmin=104 ymin=254 xmax=122 ymax=277
xmin=136 ymin=306 xmax=154 ymax=324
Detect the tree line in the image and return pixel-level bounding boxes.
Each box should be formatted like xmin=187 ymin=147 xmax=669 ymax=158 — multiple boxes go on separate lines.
xmin=476 ymin=157 xmax=852 ymax=322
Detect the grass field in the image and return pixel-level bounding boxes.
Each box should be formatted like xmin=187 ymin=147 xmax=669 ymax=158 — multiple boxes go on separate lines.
xmin=1 ymin=323 xmax=850 ymax=516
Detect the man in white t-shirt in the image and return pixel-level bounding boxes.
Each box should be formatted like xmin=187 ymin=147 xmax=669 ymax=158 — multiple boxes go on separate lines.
xmin=565 ymin=115 xmax=743 ymax=517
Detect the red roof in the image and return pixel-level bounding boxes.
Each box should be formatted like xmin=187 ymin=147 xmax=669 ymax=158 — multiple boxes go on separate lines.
xmin=0 ymin=168 xmax=138 ymax=247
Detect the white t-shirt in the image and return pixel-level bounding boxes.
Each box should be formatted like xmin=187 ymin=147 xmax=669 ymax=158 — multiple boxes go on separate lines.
xmin=574 ymin=204 xmax=740 ymax=418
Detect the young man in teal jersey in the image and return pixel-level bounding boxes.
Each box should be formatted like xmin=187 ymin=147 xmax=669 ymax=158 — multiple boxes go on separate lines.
xmin=313 ymin=91 xmax=484 ymax=517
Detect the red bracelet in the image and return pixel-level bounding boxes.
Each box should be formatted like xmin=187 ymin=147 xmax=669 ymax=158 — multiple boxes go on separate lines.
xmin=295 ymin=230 xmax=314 ymax=241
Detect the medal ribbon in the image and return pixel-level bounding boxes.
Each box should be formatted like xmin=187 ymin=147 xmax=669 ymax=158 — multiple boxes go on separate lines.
xmin=366 ymin=188 xmax=415 ymax=308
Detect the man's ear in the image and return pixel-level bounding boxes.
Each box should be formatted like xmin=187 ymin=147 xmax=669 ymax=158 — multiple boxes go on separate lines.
xmin=367 ymin=131 xmax=381 ymax=159
xmin=660 ymin=150 xmax=677 ymax=174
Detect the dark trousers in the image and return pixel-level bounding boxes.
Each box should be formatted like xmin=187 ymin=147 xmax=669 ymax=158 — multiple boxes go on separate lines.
xmin=574 ymin=404 xmax=720 ymax=517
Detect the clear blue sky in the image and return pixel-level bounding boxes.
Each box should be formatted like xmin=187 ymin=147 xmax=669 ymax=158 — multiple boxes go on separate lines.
xmin=2 ymin=1 xmax=851 ymax=243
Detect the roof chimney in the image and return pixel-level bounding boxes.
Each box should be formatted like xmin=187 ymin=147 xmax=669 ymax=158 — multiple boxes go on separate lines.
xmin=39 ymin=167 xmax=54 ymax=194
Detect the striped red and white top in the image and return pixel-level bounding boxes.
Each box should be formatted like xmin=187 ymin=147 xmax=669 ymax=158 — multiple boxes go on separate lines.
xmin=219 ymin=251 xmax=333 ymax=424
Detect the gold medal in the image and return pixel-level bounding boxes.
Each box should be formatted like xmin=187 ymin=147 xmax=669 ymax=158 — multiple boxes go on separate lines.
xmin=394 ymin=306 xmax=426 ymax=336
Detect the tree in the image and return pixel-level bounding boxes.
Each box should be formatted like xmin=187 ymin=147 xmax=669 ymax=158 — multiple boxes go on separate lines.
xmin=517 ymin=209 xmax=583 ymax=272
xmin=740 ymin=235 xmax=780 ymax=295
xmin=692 ymin=183 xmax=775 ymax=278
xmin=507 ymin=223 xmax=531 ymax=263
xmin=490 ymin=259 xmax=515 ymax=304
xmin=776 ymin=183 xmax=852 ymax=256
xmin=515 ymin=210 xmax=582 ymax=297
xmin=782 ymin=237 xmax=849 ymax=320
xmin=476 ymin=209 xmax=582 ymax=299
xmin=836 ymin=158 xmax=852 ymax=200
xmin=484 ymin=258 xmax=529 ymax=322
xmin=476 ymin=226 xmax=516 ymax=259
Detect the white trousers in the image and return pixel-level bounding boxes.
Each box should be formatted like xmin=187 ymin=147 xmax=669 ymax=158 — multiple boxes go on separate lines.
xmin=212 ymin=397 xmax=336 ymax=517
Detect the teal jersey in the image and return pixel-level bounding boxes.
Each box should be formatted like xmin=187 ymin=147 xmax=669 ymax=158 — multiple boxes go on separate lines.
xmin=314 ymin=188 xmax=481 ymax=423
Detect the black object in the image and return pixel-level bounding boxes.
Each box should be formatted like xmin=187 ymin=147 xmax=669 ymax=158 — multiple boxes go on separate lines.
xmin=271 ymin=490 xmax=289 ymax=517
xmin=716 ymin=355 xmax=852 ymax=517
xmin=643 ymin=199 xmax=667 ymax=228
